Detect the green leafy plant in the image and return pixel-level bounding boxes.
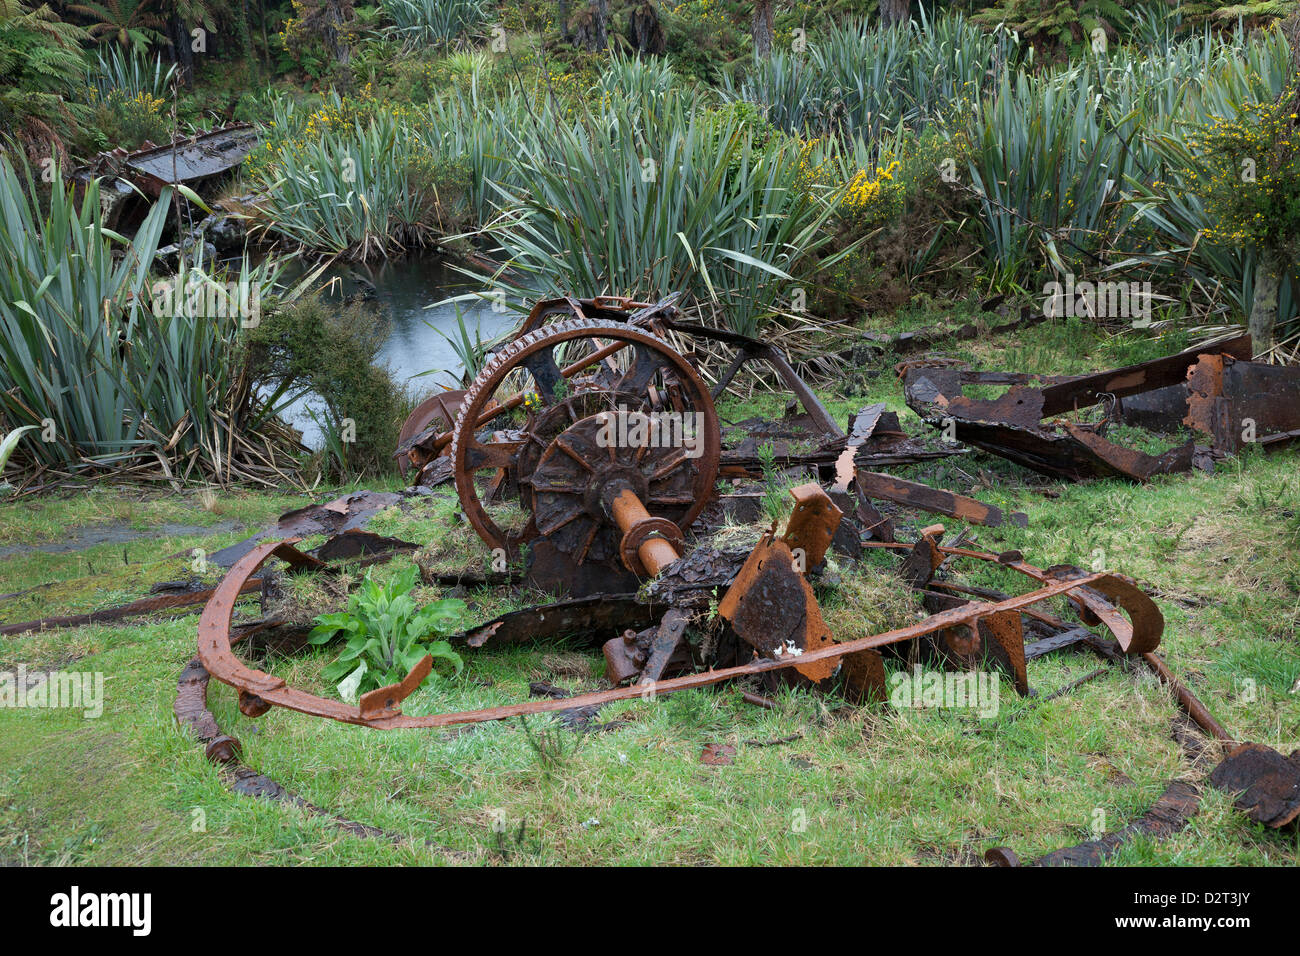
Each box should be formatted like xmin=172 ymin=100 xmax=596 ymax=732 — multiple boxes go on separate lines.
xmin=758 ymin=440 xmax=795 ymax=524
xmin=308 ymin=565 xmax=466 ymax=702
xmin=381 ymin=0 xmax=487 ymax=49
xmin=0 ymin=424 xmax=37 ymax=493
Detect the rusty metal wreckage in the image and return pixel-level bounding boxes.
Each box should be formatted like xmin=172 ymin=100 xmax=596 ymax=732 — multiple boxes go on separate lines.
xmin=0 ymin=292 xmax=1224 ymax=856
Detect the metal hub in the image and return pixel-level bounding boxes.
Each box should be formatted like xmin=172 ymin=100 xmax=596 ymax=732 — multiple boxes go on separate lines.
xmin=530 ymin=413 xmax=702 ymax=566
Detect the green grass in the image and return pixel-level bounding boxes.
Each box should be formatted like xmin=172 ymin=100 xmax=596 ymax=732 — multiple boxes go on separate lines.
xmin=0 ymin=313 xmax=1297 ymax=865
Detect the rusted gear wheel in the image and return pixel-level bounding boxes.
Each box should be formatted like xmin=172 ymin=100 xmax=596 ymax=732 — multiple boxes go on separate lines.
xmin=450 ymin=318 xmax=721 ymax=557
xmin=530 ymin=413 xmax=697 ymax=569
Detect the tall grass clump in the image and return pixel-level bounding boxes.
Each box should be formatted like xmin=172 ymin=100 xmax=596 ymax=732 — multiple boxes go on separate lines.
xmin=483 ymin=85 xmax=846 ymax=337
xmin=962 ymin=65 xmax=1134 ymax=288
xmin=382 ymin=0 xmax=488 ymax=49
xmin=0 ymin=156 xmax=302 ymax=483
xmin=721 ymin=15 xmax=1013 ymax=141
xmin=243 ymin=95 xmax=471 ymax=260
xmin=83 ymin=45 xmax=177 ymax=103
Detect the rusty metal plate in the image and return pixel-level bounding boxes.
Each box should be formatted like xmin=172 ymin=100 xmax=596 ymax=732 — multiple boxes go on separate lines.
xmin=1208 ymin=742 xmax=1300 ymax=828
xmin=716 ymin=535 xmax=838 ymax=683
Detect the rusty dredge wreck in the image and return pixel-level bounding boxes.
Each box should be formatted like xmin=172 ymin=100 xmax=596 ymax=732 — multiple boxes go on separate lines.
xmin=172 ymin=295 xmax=1300 ymax=863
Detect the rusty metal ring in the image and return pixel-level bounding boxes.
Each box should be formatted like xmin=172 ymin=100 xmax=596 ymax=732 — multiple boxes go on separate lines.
xmin=619 ymin=517 xmax=685 ymax=576
xmin=450 ymin=317 xmax=721 ymax=556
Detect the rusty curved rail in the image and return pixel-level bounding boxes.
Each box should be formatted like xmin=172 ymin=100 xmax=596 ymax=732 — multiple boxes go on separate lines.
xmin=197 ymin=538 xmax=1163 ymax=731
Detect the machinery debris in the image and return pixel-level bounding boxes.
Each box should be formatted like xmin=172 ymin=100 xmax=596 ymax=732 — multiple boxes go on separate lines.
xmin=902 ymin=333 xmax=1300 ymax=481
xmin=168 ymin=294 xmax=1300 ymax=856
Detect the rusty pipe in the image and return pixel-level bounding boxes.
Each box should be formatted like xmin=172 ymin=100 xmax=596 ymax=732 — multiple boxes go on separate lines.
xmin=1142 ymin=651 xmax=1233 ymax=743
xmin=609 ymin=487 xmax=681 ymax=577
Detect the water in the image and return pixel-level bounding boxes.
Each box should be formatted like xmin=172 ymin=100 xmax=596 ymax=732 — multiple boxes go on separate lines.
xmin=274 ymin=251 xmax=517 ymax=448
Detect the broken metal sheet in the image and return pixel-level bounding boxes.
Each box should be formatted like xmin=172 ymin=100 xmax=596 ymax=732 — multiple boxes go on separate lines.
xmin=910 ymin=589 xmax=1029 ymax=696
xmin=1060 ymin=423 xmax=1195 ymax=479
xmin=854 ymin=469 xmax=1028 ymax=528
xmin=208 ymin=490 xmax=403 ymax=568
xmin=781 ymin=481 xmax=844 ymax=569
xmin=901 ymin=335 xmax=1261 ymax=481
xmin=1184 ymin=355 xmax=1300 ymax=454
xmin=1208 ymin=743 xmax=1300 ymax=828
xmin=701 ymin=743 xmax=736 ymax=765
xmin=395 ymin=389 xmax=466 ymax=477
xmin=1022 ymin=780 xmax=1201 ymax=866
xmin=0 ymin=575 xmax=262 ymax=637
xmin=840 ymin=648 xmax=887 ymax=703
xmin=641 ymin=545 xmax=750 ymax=607
xmin=1037 ymin=333 xmax=1254 ymax=417
xmin=462 ymin=594 xmax=663 ymax=649
xmin=311 ymin=529 xmax=419 ymax=561
xmin=123 ymin=124 xmax=258 ymax=193
xmin=717 ymin=533 xmax=839 ymax=684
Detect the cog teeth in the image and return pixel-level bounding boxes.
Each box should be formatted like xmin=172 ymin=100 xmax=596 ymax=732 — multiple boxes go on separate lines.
xmin=450 ymin=316 xmax=716 ymax=558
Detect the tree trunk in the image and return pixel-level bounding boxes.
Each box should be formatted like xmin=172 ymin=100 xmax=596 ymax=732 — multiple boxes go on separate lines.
xmin=879 ymin=0 xmax=911 ymax=28
xmin=628 ymin=1 xmax=666 ymax=54
xmin=170 ymin=15 xmax=194 ymax=88
xmin=321 ymin=0 xmax=351 ymax=69
xmin=595 ymin=0 xmax=608 ymax=49
xmin=573 ymin=0 xmax=608 ymax=51
xmin=1248 ymin=258 xmax=1280 ymax=355
xmin=558 ymin=0 xmax=570 ymax=40
xmin=752 ymin=0 xmax=774 ymax=59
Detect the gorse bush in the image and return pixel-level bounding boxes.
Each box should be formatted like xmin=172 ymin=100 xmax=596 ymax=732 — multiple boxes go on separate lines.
xmin=1185 ymin=95 xmax=1300 ymax=343
xmin=82 ymin=88 xmax=170 ymax=151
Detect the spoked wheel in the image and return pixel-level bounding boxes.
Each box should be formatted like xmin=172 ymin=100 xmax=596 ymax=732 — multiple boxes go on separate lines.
xmin=450 ymin=318 xmax=721 ymax=559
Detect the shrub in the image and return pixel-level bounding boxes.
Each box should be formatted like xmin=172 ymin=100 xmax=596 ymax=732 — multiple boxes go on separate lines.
xmin=245 ymin=295 xmax=406 ymax=478
xmin=82 ymin=88 xmax=171 ymax=151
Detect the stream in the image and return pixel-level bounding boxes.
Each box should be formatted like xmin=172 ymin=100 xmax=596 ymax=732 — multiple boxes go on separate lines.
xmin=271 ymin=250 xmax=516 ymax=448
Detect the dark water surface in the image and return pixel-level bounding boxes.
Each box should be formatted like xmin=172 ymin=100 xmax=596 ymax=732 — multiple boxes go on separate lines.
xmin=275 ymin=251 xmax=516 ymax=447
